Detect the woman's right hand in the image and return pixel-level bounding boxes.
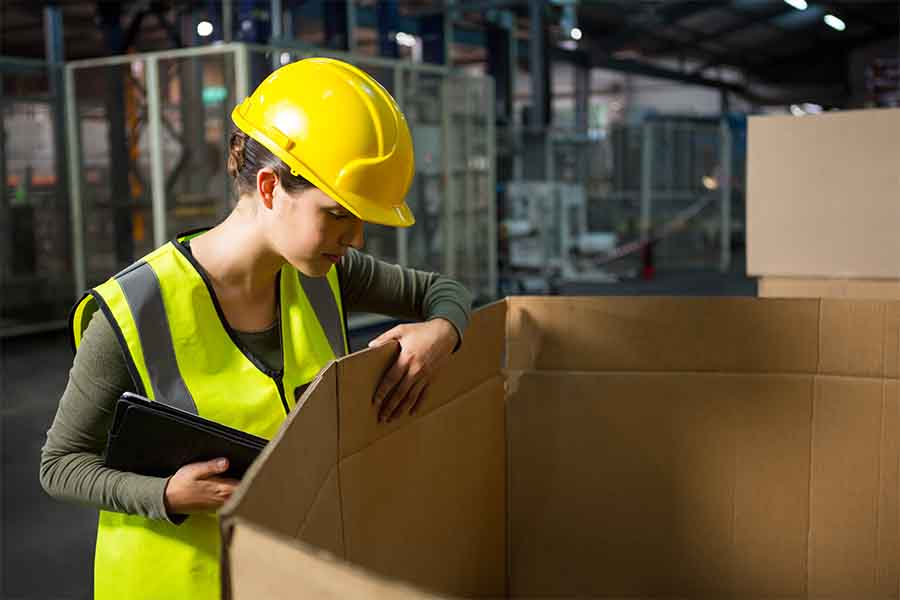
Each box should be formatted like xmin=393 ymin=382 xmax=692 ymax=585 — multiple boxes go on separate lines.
xmin=163 ymin=458 xmax=240 ymax=515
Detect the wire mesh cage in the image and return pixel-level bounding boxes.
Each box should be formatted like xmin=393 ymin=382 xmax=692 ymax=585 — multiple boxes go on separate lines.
xmin=59 ymin=43 xmax=497 ymax=331
xmin=0 ymin=58 xmax=70 ymax=335
xmin=548 ymin=116 xmax=743 ymax=275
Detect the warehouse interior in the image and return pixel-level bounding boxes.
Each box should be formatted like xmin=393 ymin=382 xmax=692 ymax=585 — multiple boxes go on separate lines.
xmin=1 ymin=1 xmax=899 ymax=598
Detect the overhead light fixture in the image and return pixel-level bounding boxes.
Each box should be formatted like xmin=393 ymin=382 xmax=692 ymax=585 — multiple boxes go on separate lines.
xmin=395 ymin=32 xmax=417 ymax=47
xmin=570 ymin=27 xmax=582 ymax=41
xmin=802 ymin=102 xmax=823 ymax=114
xmin=824 ymin=14 xmax=846 ymax=31
xmin=783 ymin=0 xmax=808 ymax=10
xmin=197 ymin=21 xmax=214 ymax=37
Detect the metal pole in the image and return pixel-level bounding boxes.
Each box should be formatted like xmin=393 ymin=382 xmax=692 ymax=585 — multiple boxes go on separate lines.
xmin=44 ymin=5 xmax=65 ymax=63
xmin=0 ymin=74 xmax=5 ymax=216
xmin=64 ymin=64 xmax=86 ymax=294
xmin=442 ymin=77 xmax=456 ymax=278
xmin=528 ymin=0 xmax=546 ymax=130
xmin=719 ymin=117 xmax=733 ymax=272
xmin=444 ymin=0 xmax=454 ymax=66
xmin=575 ymin=63 xmax=589 ymax=134
xmin=465 ymin=79 xmax=476 ymax=289
xmin=545 ymin=133 xmax=554 ymax=181
xmin=640 ymin=121 xmax=653 ymax=241
xmin=223 ymin=0 xmax=233 ymax=42
xmin=235 ymin=44 xmax=250 ymax=103
xmin=486 ymin=77 xmax=498 ymax=299
xmin=346 ymin=0 xmax=358 ymax=54
xmin=146 ymin=58 xmax=167 ymax=248
xmin=0 ymin=56 xmax=4 ymax=579
xmin=45 ymin=2 xmax=71 ymax=313
xmin=270 ymin=0 xmax=282 ymax=40
xmin=270 ymin=0 xmax=282 ymax=69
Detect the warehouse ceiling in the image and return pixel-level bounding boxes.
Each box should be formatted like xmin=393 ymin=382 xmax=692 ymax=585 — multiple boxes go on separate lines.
xmin=1 ymin=0 xmax=897 ymax=101
xmin=571 ymin=0 xmax=899 ymax=87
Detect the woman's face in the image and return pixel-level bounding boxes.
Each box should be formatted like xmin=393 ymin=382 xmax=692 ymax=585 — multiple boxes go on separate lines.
xmin=264 ymin=176 xmax=365 ymax=277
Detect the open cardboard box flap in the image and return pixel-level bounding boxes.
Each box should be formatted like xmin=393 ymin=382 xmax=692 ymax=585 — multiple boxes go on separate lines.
xmin=220 ymin=296 xmax=900 ymax=599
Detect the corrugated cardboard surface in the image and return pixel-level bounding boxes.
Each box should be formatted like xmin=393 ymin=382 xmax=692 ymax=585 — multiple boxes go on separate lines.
xmin=223 ymin=297 xmax=900 ymax=599
xmin=335 ymin=300 xmax=508 ymax=596
xmin=221 ymin=365 xmax=339 ymax=541
xmin=228 ymin=519 xmax=443 ymax=599
xmin=506 ymin=296 xmax=819 ymax=373
xmin=808 ymin=376 xmax=898 ymax=597
xmin=760 ymin=277 xmax=900 ymax=301
xmin=747 ymin=108 xmax=900 ymax=279
xmin=507 ymin=371 xmax=812 ymax=598
xmin=338 ymin=301 xmax=506 ymax=459
xmin=341 ymin=375 xmax=506 ymax=596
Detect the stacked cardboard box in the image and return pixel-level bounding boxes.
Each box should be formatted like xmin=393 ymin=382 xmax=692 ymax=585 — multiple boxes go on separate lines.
xmin=748 ymin=107 xmax=900 ymax=299
xmin=220 ymin=296 xmax=900 ymax=599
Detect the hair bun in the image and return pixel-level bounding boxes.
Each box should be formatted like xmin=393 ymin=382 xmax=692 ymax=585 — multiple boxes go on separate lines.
xmin=227 ymin=131 xmax=247 ymax=178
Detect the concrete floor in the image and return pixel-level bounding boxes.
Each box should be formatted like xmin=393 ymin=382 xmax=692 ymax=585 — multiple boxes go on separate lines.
xmin=0 ymin=269 xmax=755 ymax=599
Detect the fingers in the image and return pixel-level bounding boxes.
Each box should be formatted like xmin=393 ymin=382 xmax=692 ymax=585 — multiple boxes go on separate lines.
xmin=406 ymin=378 xmax=429 ymax=416
xmin=385 ymin=376 xmax=428 ymax=421
xmin=184 ymin=457 xmax=229 ymax=480
xmin=379 ymin=369 xmax=417 ymax=422
xmin=373 ymin=359 xmax=406 ymax=408
xmin=206 ymin=476 xmax=240 ymax=501
xmin=368 ymin=325 xmax=406 ymax=348
xmin=381 ymin=363 xmax=431 ymax=422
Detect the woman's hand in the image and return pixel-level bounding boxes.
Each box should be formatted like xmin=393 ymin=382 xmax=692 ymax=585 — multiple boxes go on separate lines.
xmin=368 ymin=318 xmax=460 ymax=422
xmin=163 ymin=458 xmax=240 ymax=515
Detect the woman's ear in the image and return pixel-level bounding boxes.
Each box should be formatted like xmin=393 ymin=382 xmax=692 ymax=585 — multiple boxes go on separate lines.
xmin=256 ymin=168 xmax=278 ymax=210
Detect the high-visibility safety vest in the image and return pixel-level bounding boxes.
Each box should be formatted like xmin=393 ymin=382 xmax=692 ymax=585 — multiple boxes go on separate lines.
xmin=68 ymin=230 xmax=348 ymax=600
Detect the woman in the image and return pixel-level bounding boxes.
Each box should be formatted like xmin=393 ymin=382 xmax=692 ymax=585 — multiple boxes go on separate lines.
xmin=40 ymin=57 xmax=471 ymax=599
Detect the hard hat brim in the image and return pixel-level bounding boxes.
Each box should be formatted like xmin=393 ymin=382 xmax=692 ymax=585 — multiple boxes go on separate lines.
xmin=232 ymin=104 xmax=416 ymax=228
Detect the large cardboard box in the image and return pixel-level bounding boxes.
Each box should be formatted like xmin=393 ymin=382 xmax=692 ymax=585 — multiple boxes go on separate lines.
xmin=746 ymin=107 xmax=900 ymax=280
xmin=220 ymin=297 xmax=900 ymax=599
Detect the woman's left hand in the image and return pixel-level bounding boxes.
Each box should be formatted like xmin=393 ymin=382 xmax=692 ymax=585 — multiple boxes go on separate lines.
xmin=368 ymin=318 xmax=459 ymax=422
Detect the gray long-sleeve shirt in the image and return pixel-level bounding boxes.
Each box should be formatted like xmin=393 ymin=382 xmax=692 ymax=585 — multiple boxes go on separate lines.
xmin=39 ymin=247 xmax=472 ymax=522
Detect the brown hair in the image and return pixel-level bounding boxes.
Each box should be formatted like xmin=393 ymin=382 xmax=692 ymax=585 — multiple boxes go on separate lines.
xmin=227 ymin=130 xmax=314 ymax=197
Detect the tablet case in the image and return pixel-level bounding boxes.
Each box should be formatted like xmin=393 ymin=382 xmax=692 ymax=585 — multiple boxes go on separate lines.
xmin=104 ymin=392 xmax=268 ymax=479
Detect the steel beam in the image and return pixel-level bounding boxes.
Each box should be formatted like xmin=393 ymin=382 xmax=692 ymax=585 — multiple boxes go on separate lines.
xmin=146 ymin=58 xmax=167 ymax=249
xmin=528 ymin=0 xmax=550 ymax=128
xmin=98 ymin=2 xmax=135 ymax=267
xmin=376 ymin=0 xmax=400 ymax=58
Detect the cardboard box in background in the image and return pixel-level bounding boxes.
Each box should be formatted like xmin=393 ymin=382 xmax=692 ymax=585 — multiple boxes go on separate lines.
xmin=746 ymin=107 xmax=900 ymax=280
xmin=760 ymin=277 xmax=900 ymax=300
xmin=221 ymin=297 xmax=900 ymax=599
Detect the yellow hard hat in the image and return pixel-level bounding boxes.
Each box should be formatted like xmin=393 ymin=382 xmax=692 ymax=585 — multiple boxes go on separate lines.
xmin=231 ymin=57 xmax=415 ymax=227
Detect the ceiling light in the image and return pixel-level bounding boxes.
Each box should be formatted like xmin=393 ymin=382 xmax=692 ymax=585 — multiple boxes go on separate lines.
xmin=824 ymin=14 xmax=846 ymax=31
xmin=783 ymin=0 xmax=808 ymax=10
xmin=395 ymin=32 xmax=417 ymax=47
xmin=570 ymin=27 xmax=582 ymax=41
xmin=197 ymin=21 xmax=214 ymax=37
xmin=702 ymin=176 xmax=719 ymax=191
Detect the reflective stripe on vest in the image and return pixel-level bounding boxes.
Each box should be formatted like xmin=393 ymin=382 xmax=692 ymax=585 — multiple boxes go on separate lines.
xmin=68 ymin=233 xmax=348 ymax=600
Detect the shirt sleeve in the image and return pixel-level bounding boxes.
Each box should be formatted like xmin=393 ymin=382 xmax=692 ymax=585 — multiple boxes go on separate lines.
xmin=39 ymin=309 xmax=183 ymax=524
xmin=338 ymin=248 xmax=473 ymax=348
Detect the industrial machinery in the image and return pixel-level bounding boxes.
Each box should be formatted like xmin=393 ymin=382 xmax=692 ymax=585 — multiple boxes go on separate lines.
xmin=502 ymin=181 xmax=618 ymax=293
